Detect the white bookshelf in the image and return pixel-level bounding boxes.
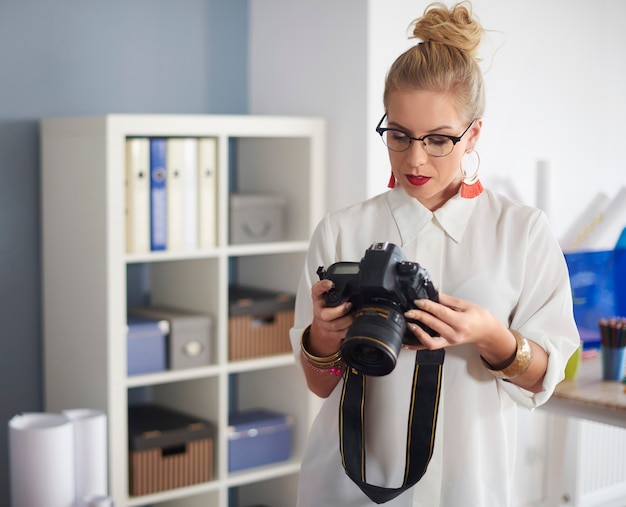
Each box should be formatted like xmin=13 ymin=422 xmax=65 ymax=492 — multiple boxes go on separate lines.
xmin=41 ymin=114 xmax=326 ymax=507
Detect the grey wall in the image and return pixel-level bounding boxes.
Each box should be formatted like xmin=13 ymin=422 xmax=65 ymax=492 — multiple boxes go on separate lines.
xmin=0 ymin=1 xmax=249 ymax=502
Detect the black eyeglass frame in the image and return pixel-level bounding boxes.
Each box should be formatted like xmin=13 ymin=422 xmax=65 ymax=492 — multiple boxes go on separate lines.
xmin=375 ymin=114 xmax=476 ymax=156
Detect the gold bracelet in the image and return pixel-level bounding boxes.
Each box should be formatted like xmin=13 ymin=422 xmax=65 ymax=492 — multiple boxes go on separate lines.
xmin=481 ymin=329 xmax=532 ymax=380
xmin=300 ymin=325 xmax=345 ymax=376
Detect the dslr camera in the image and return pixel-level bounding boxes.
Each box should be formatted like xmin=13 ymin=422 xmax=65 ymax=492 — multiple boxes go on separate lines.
xmin=317 ymin=242 xmax=439 ymax=376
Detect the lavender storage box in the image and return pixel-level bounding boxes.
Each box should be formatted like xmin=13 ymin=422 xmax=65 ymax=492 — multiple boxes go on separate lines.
xmin=228 ymin=409 xmax=293 ymax=472
xmin=126 ymin=315 xmax=168 ymax=375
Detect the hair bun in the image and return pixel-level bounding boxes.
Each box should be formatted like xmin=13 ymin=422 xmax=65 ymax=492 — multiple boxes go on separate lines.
xmin=412 ymin=1 xmax=483 ymax=58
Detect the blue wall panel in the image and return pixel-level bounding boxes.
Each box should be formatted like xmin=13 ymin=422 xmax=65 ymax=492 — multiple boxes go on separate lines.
xmin=0 ymin=0 xmax=249 ymax=501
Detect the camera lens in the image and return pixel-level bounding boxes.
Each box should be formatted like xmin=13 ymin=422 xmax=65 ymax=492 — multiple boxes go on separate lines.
xmin=341 ymin=302 xmax=405 ymax=376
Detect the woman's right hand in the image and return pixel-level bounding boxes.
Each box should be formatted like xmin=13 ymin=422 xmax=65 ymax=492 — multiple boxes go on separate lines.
xmin=300 ymin=280 xmax=354 ymax=398
xmin=308 ymin=279 xmax=354 ymax=357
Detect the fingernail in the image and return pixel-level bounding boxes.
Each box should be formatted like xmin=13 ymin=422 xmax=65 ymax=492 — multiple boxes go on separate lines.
xmin=414 ymin=299 xmax=425 ymax=308
xmin=345 ymin=302 xmax=352 ymax=311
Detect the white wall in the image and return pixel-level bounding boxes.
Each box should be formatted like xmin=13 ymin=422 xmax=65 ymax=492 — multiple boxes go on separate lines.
xmin=251 ymin=0 xmax=626 ymax=239
xmin=249 ymin=3 xmax=626 ymax=505
xmin=470 ymin=0 xmax=625 ymax=239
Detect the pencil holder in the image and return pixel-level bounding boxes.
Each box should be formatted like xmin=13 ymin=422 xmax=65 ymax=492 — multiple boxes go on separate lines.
xmin=601 ymin=346 xmax=626 ymax=381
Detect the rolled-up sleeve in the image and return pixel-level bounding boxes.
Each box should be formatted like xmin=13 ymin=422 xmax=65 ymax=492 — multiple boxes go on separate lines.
xmin=500 ymin=211 xmax=580 ymax=408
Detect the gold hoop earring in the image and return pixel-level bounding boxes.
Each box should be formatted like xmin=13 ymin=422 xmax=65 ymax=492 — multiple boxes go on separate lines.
xmin=460 ymin=149 xmax=483 ymax=199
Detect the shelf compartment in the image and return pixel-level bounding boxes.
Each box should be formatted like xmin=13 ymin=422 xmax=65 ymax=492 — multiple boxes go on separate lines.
xmin=230 ymin=136 xmax=314 ymax=244
xmin=229 ymin=366 xmax=310 ymax=469
xmin=149 ymin=257 xmax=223 ymax=316
xmin=143 ymin=376 xmax=221 ymax=434
xmin=233 ymin=251 xmax=306 ymax=294
xmin=129 ymin=257 xmax=225 ymax=369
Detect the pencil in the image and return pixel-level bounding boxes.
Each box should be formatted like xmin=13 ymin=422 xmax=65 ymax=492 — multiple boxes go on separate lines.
xmin=599 ymin=317 xmax=626 ymax=348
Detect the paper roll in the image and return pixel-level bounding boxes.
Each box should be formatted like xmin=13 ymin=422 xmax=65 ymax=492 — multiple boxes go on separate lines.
xmin=9 ymin=412 xmax=75 ymax=507
xmin=575 ymin=186 xmax=626 ymax=252
xmin=535 ymin=159 xmax=551 ymax=217
xmin=63 ymin=409 xmax=109 ymax=502
xmin=559 ymin=192 xmax=609 ymax=252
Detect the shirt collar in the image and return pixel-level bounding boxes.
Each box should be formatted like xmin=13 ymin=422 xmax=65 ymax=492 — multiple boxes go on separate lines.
xmin=386 ymin=186 xmax=478 ymax=245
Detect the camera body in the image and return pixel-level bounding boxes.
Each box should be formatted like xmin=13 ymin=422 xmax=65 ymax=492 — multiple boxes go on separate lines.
xmin=317 ymin=242 xmax=439 ymax=376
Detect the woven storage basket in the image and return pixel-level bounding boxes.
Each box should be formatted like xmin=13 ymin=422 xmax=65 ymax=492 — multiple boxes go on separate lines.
xmin=128 ymin=404 xmax=214 ymax=496
xmin=229 ymin=286 xmax=295 ymax=361
xmin=130 ymin=438 xmax=213 ymax=496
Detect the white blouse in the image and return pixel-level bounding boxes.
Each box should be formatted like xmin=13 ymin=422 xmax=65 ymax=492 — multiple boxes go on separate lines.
xmin=289 ymin=186 xmax=580 ymax=507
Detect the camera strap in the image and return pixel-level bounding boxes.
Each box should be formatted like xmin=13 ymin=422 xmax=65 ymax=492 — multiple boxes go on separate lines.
xmin=339 ymin=348 xmax=445 ymax=504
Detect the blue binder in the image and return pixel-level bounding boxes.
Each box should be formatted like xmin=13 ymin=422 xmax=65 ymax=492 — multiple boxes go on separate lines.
xmin=150 ymin=138 xmax=167 ymax=251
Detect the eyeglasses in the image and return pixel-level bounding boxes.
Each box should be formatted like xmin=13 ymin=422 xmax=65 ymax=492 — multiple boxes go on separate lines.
xmin=375 ymin=114 xmax=475 ymax=157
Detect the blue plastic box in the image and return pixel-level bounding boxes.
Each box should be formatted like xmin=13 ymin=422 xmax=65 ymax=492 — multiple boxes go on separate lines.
xmin=126 ymin=315 xmax=169 ymax=375
xmin=228 ymin=409 xmax=293 ymax=472
xmin=565 ymin=248 xmax=626 ymax=349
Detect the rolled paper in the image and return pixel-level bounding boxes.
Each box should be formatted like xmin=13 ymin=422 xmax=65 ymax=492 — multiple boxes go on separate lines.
xmin=63 ymin=409 xmax=109 ymax=502
xmin=535 ymin=159 xmax=551 ymax=217
xmin=9 ymin=412 xmax=75 ymax=507
xmin=575 ymin=186 xmax=626 ymax=252
xmin=560 ymin=192 xmax=609 ymax=252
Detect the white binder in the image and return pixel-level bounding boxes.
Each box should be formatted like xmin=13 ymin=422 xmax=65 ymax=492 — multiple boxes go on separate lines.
xmin=198 ymin=137 xmax=218 ymax=249
xmin=125 ymin=138 xmax=150 ymax=254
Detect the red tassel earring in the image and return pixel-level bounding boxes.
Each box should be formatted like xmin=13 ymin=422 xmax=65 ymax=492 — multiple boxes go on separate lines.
xmin=387 ymin=171 xmax=396 ymax=189
xmin=460 ymin=149 xmax=484 ymax=199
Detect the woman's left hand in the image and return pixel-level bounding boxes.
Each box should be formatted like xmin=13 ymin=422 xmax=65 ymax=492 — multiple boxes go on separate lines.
xmin=403 ymin=292 xmax=503 ymax=351
xmin=404 ymin=292 xmax=548 ymax=393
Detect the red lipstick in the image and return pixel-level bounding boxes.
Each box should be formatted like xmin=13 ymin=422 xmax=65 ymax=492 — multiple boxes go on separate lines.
xmin=406 ymin=174 xmax=430 ymax=186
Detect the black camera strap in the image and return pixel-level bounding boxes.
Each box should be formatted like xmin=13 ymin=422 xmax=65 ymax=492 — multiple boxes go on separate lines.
xmin=339 ymin=349 xmax=445 ymax=504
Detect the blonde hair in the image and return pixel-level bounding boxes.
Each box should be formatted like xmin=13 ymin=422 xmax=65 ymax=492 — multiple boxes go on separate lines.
xmin=383 ymin=1 xmax=485 ymax=122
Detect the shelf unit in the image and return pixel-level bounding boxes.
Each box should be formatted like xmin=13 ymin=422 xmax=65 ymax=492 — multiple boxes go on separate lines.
xmin=41 ymin=114 xmax=325 ymax=507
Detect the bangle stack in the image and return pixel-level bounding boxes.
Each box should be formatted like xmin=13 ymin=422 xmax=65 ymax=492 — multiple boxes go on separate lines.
xmin=300 ymin=325 xmax=345 ymax=376
xmin=481 ymin=329 xmax=532 ymax=380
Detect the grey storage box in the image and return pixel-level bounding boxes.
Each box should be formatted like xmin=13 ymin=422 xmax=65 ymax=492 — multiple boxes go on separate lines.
xmin=229 ymin=194 xmax=287 ymax=244
xmin=129 ymin=306 xmax=212 ymax=370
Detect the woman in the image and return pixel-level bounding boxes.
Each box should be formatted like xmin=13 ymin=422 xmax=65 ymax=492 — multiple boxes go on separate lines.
xmin=289 ymin=2 xmax=580 ymax=506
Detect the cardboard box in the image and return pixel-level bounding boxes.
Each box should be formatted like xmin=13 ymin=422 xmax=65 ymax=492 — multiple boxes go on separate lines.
xmin=128 ymin=404 xmax=215 ymax=496
xmin=228 ymin=409 xmax=293 ymax=472
xmin=229 ymin=194 xmax=287 ymax=244
xmin=129 ymin=306 xmax=212 ymax=370
xmin=126 ymin=315 xmax=169 ymax=376
xmin=228 ymin=286 xmax=295 ymax=361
